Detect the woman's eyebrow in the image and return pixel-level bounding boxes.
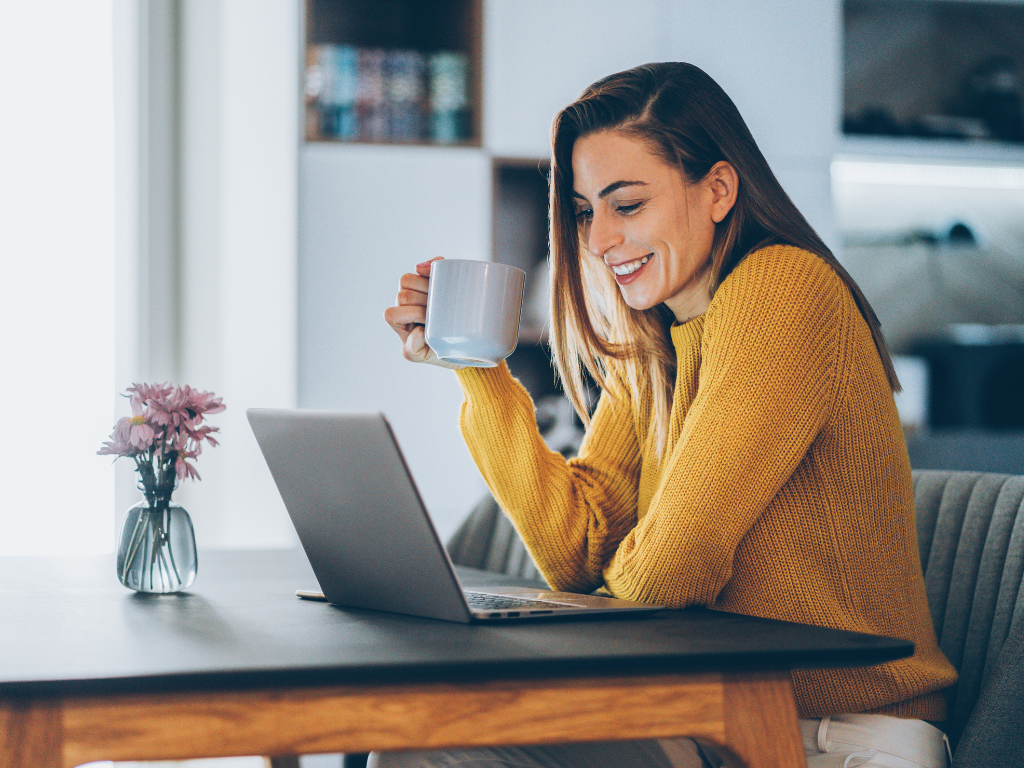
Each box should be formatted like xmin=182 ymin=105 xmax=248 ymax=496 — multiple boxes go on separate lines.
xmin=572 ymin=181 xmax=648 ymax=201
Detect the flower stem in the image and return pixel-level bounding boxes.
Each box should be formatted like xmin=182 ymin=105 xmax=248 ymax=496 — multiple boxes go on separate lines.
xmin=122 ymin=517 xmax=143 ymax=563
xmin=163 ymin=506 xmax=183 ymax=585
xmin=121 ymin=511 xmax=148 ymax=581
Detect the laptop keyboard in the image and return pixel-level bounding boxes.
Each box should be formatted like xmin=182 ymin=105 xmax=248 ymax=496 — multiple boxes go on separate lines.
xmin=463 ymin=591 xmax=567 ymax=611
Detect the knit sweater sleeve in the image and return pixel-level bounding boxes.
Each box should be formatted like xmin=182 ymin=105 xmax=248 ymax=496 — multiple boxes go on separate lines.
xmin=603 ymin=249 xmax=845 ymax=606
xmin=455 ymin=363 xmax=642 ymax=593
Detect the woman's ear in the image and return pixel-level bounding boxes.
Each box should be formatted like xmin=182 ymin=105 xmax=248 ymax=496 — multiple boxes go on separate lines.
xmin=706 ymin=161 xmax=738 ymax=224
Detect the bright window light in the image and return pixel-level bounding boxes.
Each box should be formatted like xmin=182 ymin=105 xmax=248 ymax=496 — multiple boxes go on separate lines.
xmin=831 ymin=159 xmax=1024 ymax=189
xmin=0 ymin=2 xmax=116 ymax=554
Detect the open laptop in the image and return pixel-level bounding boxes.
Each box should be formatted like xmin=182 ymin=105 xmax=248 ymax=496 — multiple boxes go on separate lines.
xmin=247 ymin=408 xmax=662 ymax=623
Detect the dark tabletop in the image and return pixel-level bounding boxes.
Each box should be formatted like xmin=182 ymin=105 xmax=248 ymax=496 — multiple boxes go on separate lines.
xmin=0 ymin=549 xmax=913 ymax=697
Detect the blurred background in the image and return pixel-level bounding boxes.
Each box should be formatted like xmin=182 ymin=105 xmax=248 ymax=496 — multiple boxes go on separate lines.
xmin=2 ymin=0 xmax=1023 ymax=561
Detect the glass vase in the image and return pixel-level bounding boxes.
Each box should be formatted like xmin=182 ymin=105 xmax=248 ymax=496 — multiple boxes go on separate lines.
xmin=116 ymin=491 xmax=197 ymax=593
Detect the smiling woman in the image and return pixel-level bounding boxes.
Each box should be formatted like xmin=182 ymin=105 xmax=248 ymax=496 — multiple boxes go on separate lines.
xmin=384 ymin=62 xmax=958 ymax=768
xmin=0 ymin=2 xmax=116 ymax=555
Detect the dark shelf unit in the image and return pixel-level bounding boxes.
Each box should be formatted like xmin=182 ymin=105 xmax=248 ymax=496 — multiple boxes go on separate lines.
xmin=304 ymin=0 xmax=483 ymax=147
xmin=492 ymin=158 xmax=550 ymax=339
xmin=908 ymin=341 xmax=1024 ymax=430
xmin=492 ymin=158 xmax=556 ymax=401
xmin=491 ymin=158 xmax=598 ymax=420
xmin=843 ymin=0 xmax=1024 ymax=145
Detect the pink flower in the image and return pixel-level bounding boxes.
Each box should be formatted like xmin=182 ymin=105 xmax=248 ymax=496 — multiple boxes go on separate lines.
xmin=146 ymin=387 xmax=191 ymax=430
xmin=172 ymin=436 xmax=203 ymax=481
xmin=182 ymin=422 xmax=220 ymax=446
xmin=181 ymin=386 xmax=226 ymax=417
xmin=127 ymin=382 xmax=173 ymax=415
xmin=97 ymin=434 xmax=141 ymax=457
xmin=175 ymin=455 xmax=201 ymax=481
xmin=112 ymin=415 xmax=156 ymax=450
xmin=100 ymin=382 xmax=224 ymax=486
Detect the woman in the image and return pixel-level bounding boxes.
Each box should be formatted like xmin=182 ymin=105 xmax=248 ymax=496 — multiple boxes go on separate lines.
xmin=381 ymin=62 xmax=956 ymax=768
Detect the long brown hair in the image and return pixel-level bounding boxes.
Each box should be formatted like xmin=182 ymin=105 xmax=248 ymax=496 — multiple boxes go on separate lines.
xmin=549 ymin=62 xmax=899 ymax=455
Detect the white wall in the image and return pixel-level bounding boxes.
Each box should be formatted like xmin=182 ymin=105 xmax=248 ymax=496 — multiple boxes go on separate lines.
xmin=0 ymin=2 xmax=117 ymax=555
xmin=171 ymin=0 xmax=300 ymax=548
xmin=298 ymin=145 xmax=492 ymax=539
xmin=113 ymin=0 xmax=144 ymax=523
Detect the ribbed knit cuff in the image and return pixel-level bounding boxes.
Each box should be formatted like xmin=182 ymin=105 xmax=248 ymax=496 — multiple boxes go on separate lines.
xmin=868 ymin=690 xmax=949 ymax=722
xmin=454 ymin=361 xmax=522 ymax=403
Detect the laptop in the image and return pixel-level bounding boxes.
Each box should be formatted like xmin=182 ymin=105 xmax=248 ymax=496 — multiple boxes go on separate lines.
xmin=247 ymin=408 xmax=663 ymax=623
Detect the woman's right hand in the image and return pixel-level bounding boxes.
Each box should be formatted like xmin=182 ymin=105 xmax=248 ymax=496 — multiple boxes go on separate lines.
xmin=384 ymin=258 xmax=464 ymax=370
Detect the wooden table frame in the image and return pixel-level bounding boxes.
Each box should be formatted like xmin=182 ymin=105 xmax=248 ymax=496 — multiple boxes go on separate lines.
xmin=2 ymin=669 xmax=806 ymax=768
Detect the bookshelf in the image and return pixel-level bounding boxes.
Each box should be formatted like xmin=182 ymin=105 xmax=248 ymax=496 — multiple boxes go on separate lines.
xmin=304 ymin=0 xmax=482 ymax=147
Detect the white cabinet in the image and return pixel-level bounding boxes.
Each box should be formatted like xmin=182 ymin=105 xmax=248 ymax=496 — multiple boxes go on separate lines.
xmin=482 ymin=0 xmax=674 ymax=157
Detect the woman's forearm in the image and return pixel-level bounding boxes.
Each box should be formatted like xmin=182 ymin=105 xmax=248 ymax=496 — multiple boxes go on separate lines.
xmin=456 ymin=363 xmax=640 ymax=593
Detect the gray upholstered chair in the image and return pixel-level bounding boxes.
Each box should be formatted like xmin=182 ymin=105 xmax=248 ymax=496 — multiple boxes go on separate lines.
xmin=448 ymin=470 xmax=1024 ymax=767
xmin=913 ymin=470 xmax=1024 ymax=767
xmin=447 ymin=492 xmax=544 ymax=582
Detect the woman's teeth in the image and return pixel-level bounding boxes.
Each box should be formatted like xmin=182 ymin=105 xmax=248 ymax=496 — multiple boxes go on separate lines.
xmin=612 ymin=256 xmax=649 ymax=276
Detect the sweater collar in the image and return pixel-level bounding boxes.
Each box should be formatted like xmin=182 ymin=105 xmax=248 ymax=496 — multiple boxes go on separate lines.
xmin=670 ymin=314 xmax=705 ymax=353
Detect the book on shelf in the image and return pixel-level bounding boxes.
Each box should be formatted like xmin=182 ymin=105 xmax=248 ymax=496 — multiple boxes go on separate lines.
xmin=428 ymin=51 xmax=468 ymax=145
xmin=305 ymin=44 xmax=469 ymax=144
xmin=387 ymin=50 xmax=428 ymax=143
xmin=306 ymin=44 xmax=358 ymax=140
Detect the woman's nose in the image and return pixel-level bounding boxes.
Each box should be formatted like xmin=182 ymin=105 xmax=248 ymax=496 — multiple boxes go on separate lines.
xmin=587 ymin=210 xmax=622 ymax=258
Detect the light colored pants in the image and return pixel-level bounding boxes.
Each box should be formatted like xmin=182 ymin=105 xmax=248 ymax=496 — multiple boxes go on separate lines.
xmin=797 ymin=714 xmax=951 ymax=768
xmin=368 ymin=713 xmax=950 ymax=768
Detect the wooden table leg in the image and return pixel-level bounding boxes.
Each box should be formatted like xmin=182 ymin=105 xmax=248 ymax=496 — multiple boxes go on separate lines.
xmin=700 ymin=671 xmax=807 ymax=768
xmin=0 ymin=698 xmax=63 ymax=768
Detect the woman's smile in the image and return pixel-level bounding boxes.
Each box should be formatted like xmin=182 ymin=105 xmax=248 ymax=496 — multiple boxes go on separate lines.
xmin=609 ymin=253 xmax=652 ymax=282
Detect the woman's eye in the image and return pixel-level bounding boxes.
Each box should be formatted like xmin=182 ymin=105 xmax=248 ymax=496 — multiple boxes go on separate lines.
xmin=575 ymin=208 xmax=593 ymax=222
xmin=616 ymin=202 xmax=643 ymax=214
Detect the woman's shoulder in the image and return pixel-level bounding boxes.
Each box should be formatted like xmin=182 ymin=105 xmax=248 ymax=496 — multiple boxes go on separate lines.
xmin=727 ymin=243 xmax=841 ymax=288
xmin=711 ymin=244 xmax=847 ymax=312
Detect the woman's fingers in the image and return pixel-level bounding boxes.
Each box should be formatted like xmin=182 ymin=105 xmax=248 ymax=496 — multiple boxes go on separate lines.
xmin=416 ymin=256 xmax=444 ymax=277
xmin=384 ymin=303 xmax=425 ymax=336
xmin=385 ymin=257 xmax=463 ymax=370
xmin=398 ymin=271 xmax=430 ymax=301
xmin=402 ymin=324 xmax=434 ymax=363
xmin=385 ymin=270 xmax=429 ymax=339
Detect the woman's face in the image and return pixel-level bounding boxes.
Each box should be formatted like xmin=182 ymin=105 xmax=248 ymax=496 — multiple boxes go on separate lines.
xmin=571 ymin=130 xmax=733 ymax=323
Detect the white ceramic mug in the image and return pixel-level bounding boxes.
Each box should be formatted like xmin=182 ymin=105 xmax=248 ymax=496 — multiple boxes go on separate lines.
xmin=425 ymin=259 xmax=526 ymax=367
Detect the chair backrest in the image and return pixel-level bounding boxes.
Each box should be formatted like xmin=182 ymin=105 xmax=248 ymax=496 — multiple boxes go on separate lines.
xmin=447 ymin=492 xmax=543 ymax=582
xmin=912 ymin=470 xmax=1024 ymax=751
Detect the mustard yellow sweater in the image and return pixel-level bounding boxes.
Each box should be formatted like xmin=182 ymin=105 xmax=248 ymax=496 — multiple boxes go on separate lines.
xmin=456 ymin=245 xmax=957 ymax=719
